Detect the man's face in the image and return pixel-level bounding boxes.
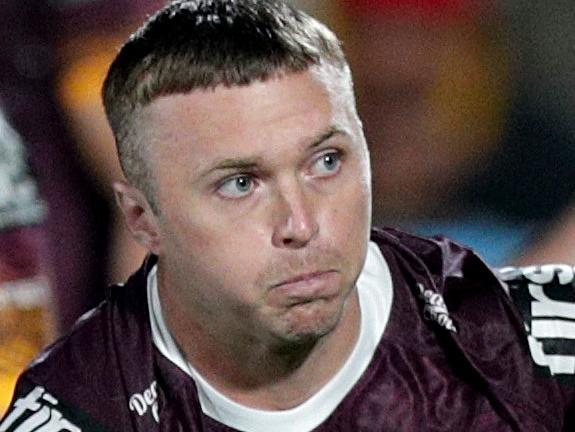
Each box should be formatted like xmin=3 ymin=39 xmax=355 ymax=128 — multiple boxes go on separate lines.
xmin=141 ymin=67 xmax=371 ymax=347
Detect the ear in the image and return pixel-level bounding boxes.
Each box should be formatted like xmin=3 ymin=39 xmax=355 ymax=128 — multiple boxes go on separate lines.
xmin=113 ymin=181 xmax=162 ymax=255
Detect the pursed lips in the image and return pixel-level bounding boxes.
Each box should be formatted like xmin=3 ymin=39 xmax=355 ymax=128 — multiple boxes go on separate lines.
xmin=270 ymin=270 xmax=340 ymax=304
xmin=273 ymin=271 xmax=335 ymax=288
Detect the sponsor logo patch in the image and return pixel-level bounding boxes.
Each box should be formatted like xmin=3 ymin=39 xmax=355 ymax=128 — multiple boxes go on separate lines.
xmin=128 ymin=381 xmax=159 ymax=424
xmin=0 ymin=386 xmax=80 ymax=431
xmin=416 ymin=283 xmax=457 ymax=333
xmin=500 ymin=264 xmax=575 ymax=377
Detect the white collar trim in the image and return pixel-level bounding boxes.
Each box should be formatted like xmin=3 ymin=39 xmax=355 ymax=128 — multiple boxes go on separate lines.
xmin=148 ymin=241 xmax=393 ymax=432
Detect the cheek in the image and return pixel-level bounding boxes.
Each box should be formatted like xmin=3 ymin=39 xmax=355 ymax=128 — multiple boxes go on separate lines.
xmin=163 ymin=207 xmax=268 ymax=294
xmin=323 ymin=177 xmax=371 ymax=257
xmin=329 ymin=172 xmax=371 ymax=223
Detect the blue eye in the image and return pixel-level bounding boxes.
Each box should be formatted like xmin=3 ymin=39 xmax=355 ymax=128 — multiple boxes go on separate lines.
xmin=218 ymin=175 xmax=254 ymax=198
xmin=312 ymin=152 xmax=341 ymax=176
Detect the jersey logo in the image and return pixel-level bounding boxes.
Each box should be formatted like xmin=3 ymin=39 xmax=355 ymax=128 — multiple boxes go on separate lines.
xmin=417 ymin=283 xmax=457 ymax=333
xmin=128 ymin=381 xmax=159 ymax=423
xmin=0 ymin=386 xmax=80 ymax=432
xmin=500 ymin=264 xmax=575 ymax=377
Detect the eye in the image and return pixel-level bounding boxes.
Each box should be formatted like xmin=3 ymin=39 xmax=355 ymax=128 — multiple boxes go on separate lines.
xmin=217 ymin=175 xmax=255 ymax=198
xmin=311 ymin=151 xmax=342 ymax=177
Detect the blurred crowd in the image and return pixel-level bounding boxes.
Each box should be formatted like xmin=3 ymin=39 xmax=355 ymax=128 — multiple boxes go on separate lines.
xmin=1 ymin=0 xmax=575 ymax=411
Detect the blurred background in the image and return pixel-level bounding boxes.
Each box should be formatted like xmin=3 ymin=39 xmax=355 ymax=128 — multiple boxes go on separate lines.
xmin=1 ymin=0 xmax=575 ymax=412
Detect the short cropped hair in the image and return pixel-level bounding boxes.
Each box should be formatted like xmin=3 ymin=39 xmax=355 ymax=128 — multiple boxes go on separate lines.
xmin=102 ymin=0 xmax=348 ymax=210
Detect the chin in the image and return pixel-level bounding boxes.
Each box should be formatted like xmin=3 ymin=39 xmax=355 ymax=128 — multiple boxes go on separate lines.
xmin=269 ymin=328 xmax=333 ymax=356
xmin=272 ymin=301 xmax=344 ymax=347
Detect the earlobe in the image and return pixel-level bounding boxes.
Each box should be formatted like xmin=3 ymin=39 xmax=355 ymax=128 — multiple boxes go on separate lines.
xmin=113 ymin=181 xmax=162 ymax=254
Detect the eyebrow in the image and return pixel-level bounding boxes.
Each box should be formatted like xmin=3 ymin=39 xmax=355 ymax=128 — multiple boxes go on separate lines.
xmin=310 ymin=125 xmax=345 ymax=149
xmin=199 ymin=125 xmax=348 ymax=178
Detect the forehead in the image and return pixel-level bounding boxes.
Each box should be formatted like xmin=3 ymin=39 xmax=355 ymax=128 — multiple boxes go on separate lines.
xmin=139 ymin=68 xmax=354 ymax=166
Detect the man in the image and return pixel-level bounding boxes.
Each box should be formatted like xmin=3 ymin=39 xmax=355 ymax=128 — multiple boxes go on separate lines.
xmin=1 ymin=1 xmax=574 ymax=430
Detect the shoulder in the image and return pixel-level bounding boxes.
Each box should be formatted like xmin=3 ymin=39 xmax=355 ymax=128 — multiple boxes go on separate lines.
xmin=370 ymin=226 xmax=500 ymax=294
xmin=26 ymin=297 xmax=118 ymax=386
xmin=371 ymin=227 xmax=536 ymax=361
xmin=0 ymin=303 xmax=122 ymax=432
xmin=370 ymin=228 xmax=575 ymax=420
xmin=1 ymin=258 xmax=157 ymax=431
xmin=371 ymin=227 xmax=514 ymax=347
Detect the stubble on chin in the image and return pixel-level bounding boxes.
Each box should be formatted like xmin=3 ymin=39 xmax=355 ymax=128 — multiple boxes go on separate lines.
xmin=264 ymin=277 xmax=358 ymax=352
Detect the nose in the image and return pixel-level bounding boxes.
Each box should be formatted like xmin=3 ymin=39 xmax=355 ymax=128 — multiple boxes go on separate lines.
xmin=271 ymin=180 xmax=319 ymax=249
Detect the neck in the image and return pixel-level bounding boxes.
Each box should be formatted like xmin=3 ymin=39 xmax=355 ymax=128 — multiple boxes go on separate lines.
xmin=157 ymin=267 xmax=361 ymax=410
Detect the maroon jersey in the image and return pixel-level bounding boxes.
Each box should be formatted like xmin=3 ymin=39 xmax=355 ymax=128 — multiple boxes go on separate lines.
xmin=1 ymin=227 xmax=574 ymax=431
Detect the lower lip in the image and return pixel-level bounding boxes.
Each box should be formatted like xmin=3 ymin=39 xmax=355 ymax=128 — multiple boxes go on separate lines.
xmin=272 ymin=271 xmax=339 ymax=303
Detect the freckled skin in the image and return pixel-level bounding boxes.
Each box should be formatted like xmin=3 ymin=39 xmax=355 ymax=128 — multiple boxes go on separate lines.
xmin=118 ymin=67 xmax=372 ymax=404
